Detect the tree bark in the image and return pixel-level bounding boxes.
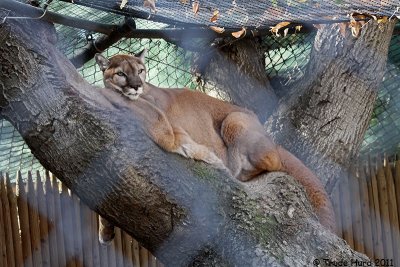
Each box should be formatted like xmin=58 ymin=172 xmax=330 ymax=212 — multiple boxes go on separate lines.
xmin=0 ymin=12 xmax=370 ymax=267
xmin=195 ymin=38 xmax=278 ymax=123
xmin=266 ymin=20 xmax=396 ymax=192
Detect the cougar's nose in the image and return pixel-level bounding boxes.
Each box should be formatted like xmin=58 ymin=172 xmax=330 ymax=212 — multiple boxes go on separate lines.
xmin=128 ymin=76 xmax=142 ymax=90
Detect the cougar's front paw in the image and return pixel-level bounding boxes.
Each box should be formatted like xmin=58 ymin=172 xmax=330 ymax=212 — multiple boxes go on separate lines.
xmin=99 ymin=231 xmax=115 ymax=246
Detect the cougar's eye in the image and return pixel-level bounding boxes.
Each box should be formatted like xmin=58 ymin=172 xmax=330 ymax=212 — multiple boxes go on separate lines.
xmin=116 ymin=71 xmax=125 ymax=76
xmin=138 ymin=69 xmax=144 ymax=74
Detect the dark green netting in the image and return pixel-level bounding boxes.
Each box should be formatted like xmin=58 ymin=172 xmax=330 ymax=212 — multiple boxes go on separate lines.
xmin=1 ymin=0 xmax=399 ymax=177
xmin=58 ymin=0 xmax=399 ymax=28
xmin=360 ymin=34 xmax=400 ymax=156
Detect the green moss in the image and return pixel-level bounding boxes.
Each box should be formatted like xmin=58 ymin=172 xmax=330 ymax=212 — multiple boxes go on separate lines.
xmin=192 ymin=164 xmax=217 ymax=182
xmin=231 ymin=191 xmax=279 ymax=243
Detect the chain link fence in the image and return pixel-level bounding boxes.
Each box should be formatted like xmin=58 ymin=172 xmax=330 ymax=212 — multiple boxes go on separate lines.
xmin=1 ymin=0 xmax=399 ymax=177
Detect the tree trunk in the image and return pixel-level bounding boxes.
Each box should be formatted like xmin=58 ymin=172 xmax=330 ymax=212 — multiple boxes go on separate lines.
xmin=266 ymin=20 xmax=396 ymax=192
xmin=0 ymin=11 xmax=370 ymax=267
xmin=196 ymin=38 xmax=278 ymax=122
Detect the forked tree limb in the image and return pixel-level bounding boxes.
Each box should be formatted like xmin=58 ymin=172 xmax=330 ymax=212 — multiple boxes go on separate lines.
xmin=0 ymin=13 xmax=368 ymax=267
xmin=266 ymin=19 xmax=396 ymax=193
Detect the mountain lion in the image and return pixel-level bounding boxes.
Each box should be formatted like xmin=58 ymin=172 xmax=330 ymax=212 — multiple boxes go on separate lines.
xmin=94 ymin=50 xmax=336 ymax=244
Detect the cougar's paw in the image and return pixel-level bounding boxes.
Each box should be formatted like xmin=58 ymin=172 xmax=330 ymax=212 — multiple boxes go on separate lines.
xmin=180 ymin=143 xmax=195 ymax=158
xmin=99 ymin=232 xmax=115 ymax=246
xmin=204 ymin=153 xmax=225 ymax=170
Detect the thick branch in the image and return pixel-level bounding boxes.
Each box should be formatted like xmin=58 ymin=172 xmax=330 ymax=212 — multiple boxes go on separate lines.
xmin=0 ymin=13 xmax=369 ymax=266
xmin=267 ymin=20 xmax=396 ymax=192
xmin=198 ymin=38 xmax=278 ymax=122
xmin=70 ymin=19 xmax=136 ymax=68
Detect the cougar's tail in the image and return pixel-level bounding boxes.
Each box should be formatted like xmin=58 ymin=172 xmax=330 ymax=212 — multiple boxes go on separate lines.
xmin=277 ymin=146 xmax=337 ymax=233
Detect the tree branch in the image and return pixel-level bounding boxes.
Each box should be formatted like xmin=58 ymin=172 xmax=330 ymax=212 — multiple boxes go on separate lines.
xmin=70 ymin=18 xmax=137 ymax=68
xmin=266 ymin=20 xmax=396 ymax=192
xmin=196 ymin=38 xmax=278 ymax=122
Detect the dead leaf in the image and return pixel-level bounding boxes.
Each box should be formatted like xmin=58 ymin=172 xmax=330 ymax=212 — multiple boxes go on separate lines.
xmin=210 ymin=26 xmax=225 ymax=33
xmin=377 ymin=16 xmax=388 ymax=23
xmin=144 ymin=0 xmax=157 ymax=13
xmin=231 ymin=27 xmax=246 ymax=38
xmin=283 ymin=28 xmax=289 ymax=37
xmin=350 ymin=22 xmax=361 ymax=37
xmin=295 ymin=25 xmax=302 ymax=32
xmin=120 ymin=0 xmax=128 ymax=9
xmin=339 ymin=23 xmax=347 ymax=38
xmin=270 ymin=22 xmax=290 ymax=36
xmin=179 ymin=0 xmax=188 ymax=3
xmin=349 ymin=14 xmax=361 ymax=37
xmin=210 ymin=10 xmax=219 ymax=22
xmin=193 ymin=1 xmax=199 ymax=15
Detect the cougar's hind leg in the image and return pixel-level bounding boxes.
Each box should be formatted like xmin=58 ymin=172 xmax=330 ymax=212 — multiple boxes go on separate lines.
xmin=221 ymin=111 xmax=282 ymax=180
xmin=249 ymin=138 xmax=282 ymax=172
xmin=221 ymin=112 xmax=251 ymax=178
xmin=99 ymin=216 xmax=115 ymax=245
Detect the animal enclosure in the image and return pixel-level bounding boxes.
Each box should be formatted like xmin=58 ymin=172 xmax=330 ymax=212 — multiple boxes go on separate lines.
xmin=1 ymin=0 xmax=400 ymax=266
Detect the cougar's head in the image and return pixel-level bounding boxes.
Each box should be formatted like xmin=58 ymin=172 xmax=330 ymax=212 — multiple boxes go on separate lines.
xmin=95 ymin=49 xmax=147 ymax=100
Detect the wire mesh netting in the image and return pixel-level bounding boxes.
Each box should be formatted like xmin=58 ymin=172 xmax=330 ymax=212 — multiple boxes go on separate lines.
xmin=0 ymin=120 xmax=44 ymax=176
xmin=360 ymin=33 xmax=400 ymax=156
xmin=1 ymin=0 xmax=400 ymax=177
xmin=62 ymin=0 xmax=399 ymax=29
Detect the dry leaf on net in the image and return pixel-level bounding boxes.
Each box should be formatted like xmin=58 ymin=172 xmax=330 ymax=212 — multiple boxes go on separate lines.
xmin=179 ymin=0 xmax=188 ymax=3
xmin=377 ymin=16 xmax=388 ymax=24
xmin=349 ymin=14 xmax=361 ymax=37
xmin=120 ymin=0 xmax=128 ymax=9
xmin=231 ymin=27 xmax=246 ymax=38
xmin=349 ymin=13 xmax=373 ymax=37
xmin=210 ymin=10 xmax=219 ymax=22
xmin=193 ymin=1 xmax=199 ymax=15
xmin=144 ymin=0 xmax=157 ymax=13
xmin=270 ymin=21 xmax=290 ymax=36
xmin=283 ymin=28 xmax=289 ymax=37
xmin=295 ymin=25 xmax=302 ymax=33
xmin=210 ymin=26 xmax=225 ymax=33
xmin=350 ymin=22 xmax=361 ymax=37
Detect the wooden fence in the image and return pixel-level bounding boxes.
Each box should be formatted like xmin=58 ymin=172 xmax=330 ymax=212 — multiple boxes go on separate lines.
xmin=331 ymin=156 xmax=400 ymax=267
xmin=0 ymin=171 xmax=163 ymax=267
xmin=1 ymin=157 xmax=400 ymax=267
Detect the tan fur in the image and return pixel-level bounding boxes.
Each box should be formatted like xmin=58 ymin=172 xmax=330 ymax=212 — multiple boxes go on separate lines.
xmin=98 ymin=216 xmax=115 ymax=245
xmin=95 ymin=51 xmax=337 ymax=243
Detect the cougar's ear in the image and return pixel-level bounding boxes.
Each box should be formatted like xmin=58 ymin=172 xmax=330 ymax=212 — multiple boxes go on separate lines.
xmin=135 ymin=48 xmax=147 ymax=63
xmin=95 ymin=53 xmax=110 ymax=72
